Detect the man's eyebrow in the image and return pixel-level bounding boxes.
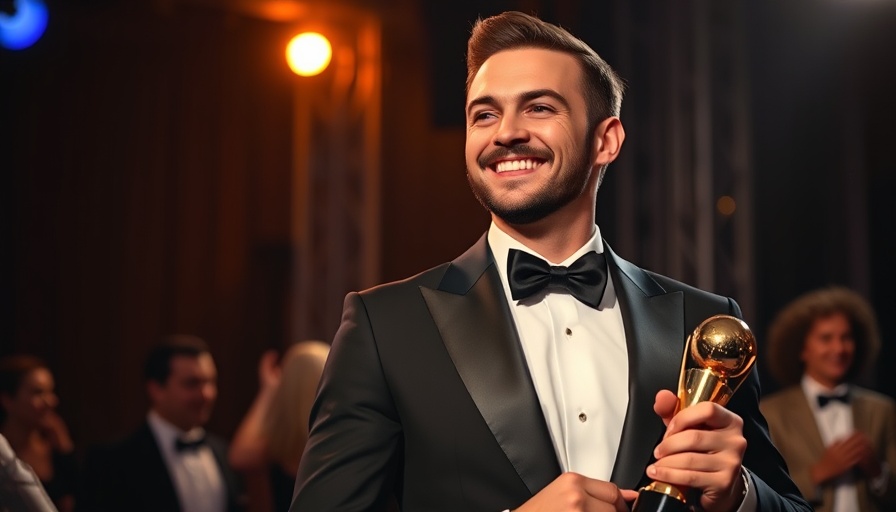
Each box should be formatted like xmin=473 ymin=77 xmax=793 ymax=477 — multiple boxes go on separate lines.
xmin=466 ymin=95 xmax=497 ymax=117
xmin=466 ymin=89 xmax=570 ymax=117
xmin=519 ymin=89 xmax=569 ymax=109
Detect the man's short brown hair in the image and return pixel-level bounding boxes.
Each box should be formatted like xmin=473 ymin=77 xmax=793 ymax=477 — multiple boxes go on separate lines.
xmin=466 ymin=11 xmax=625 ymax=125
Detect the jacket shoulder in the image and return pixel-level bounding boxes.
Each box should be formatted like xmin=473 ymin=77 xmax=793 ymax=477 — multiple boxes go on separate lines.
xmin=853 ymin=386 xmax=896 ymax=407
xmin=640 ymin=269 xmax=741 ymax=319
xmin=357 ymin=262 xmax=452 ymax=300
xmin=760 ymin=385 xmax=804 ymax=407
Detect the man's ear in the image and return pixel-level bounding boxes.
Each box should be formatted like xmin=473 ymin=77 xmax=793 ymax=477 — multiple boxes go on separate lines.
xmin=592 ymin=116 xmax=625 ymax=167
xmin=146 ymin=380 xmax=163 ymax=403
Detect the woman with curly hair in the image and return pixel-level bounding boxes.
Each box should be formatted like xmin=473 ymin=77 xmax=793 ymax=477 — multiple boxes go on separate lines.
xmin=760 ymin=286 xmax=896 ymax=512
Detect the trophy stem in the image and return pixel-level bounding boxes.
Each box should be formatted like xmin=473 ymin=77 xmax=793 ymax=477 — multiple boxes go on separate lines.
xmin=679 ymin=368 xmax=733 ymax=410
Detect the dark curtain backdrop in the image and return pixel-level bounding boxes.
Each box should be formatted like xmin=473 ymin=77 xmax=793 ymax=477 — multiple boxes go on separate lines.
xmin=3 ymin=2 xmax=296 ymax=446
xmin=747 ymin=0 xmax=896 ymax=396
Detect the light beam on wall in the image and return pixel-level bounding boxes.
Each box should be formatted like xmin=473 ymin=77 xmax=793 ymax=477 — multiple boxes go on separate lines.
xmin=286 ymin=32 xmax=332 ymax=77
xmin=0 ymin=0 xmax=48 ymax=50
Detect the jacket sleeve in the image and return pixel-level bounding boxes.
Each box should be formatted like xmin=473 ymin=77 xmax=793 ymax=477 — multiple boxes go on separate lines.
xmin=290 ymin=292 xmax=403 ymax=512
xmin=725 ymin=298 xmax=813 ymax=512
xmin=731 ymin=367 xmax=813 ymax=511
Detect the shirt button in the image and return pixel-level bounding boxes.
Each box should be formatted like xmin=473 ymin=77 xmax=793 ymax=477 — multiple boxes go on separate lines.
xmin=578 ymin=412 xmax=587 ymax=422
xmin=565 ymin=327 xmax=573 ymax=336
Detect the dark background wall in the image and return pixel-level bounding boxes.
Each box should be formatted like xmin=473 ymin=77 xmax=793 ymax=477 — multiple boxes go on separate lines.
xmin=2 ymin=0 xmax=895 ymax=459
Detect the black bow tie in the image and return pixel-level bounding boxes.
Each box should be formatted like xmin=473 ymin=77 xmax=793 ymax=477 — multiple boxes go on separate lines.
xmin=175 ymin=435 xmax=207 ymax=452
xmin=507 ymin=249 xmax=608 ymax=308
xmin=817 ymin=392 xmax=850 ymax=408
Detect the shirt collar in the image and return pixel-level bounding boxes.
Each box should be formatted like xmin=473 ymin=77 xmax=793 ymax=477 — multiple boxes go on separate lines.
xmin=147 ymin=410 xmax=206 ymax=450
xmin=488 ymin=221 xmax=604 ymax=267
xmin=801 ymin=374 xmax=850 ymax=407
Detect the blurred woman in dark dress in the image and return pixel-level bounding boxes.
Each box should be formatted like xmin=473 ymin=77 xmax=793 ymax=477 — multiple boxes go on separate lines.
xmin=0 ymin=355 xmax=77 ymax=512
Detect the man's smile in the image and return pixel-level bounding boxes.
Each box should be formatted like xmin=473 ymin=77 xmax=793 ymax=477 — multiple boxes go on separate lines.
xmin=492 ymin=157 xmax=547 ymax=173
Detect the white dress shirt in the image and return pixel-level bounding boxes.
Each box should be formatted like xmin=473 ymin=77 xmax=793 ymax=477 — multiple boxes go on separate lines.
xmin=488 ymin=222 xmax=756 ymax=511
xmin=802 ymin=375 xmax=860 ymax=512
xmin=147 ymin=410 xmax=227 ymax=512
xmin=489 ymin=223 xmax=628 ymax=480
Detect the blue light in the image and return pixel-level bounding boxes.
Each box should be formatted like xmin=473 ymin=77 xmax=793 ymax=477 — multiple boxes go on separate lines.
xmin=0 ymin=0 xmax=49 ymax=51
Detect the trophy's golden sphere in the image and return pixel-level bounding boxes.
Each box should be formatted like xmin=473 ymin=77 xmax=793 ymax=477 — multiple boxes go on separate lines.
xmin=689 ymin=315 xmax=757 ymax=378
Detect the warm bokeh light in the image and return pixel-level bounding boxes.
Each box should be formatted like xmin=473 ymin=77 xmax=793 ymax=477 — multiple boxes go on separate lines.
xmin=286 ymin=32 xmax=332 ymax=77
xmin=0 ymin=0 xmax=49 ymax=50
xmin=716 ymin=195 xmax=737 ymax=216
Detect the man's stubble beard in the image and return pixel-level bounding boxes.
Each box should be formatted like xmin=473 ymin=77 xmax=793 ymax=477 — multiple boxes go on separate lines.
xmin=466 ymin=146 xmax=595 ymax=225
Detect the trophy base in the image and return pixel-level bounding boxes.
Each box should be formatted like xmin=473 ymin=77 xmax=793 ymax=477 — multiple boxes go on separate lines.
xmin=631 ymin=489 xmax=690 ymax=512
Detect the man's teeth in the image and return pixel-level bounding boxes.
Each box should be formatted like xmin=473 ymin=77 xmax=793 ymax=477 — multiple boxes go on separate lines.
xmin=495 ymin=159 xmax=540 ymax=173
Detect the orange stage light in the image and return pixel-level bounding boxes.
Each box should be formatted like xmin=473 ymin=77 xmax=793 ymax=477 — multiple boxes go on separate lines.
xmin=286 ymin=32 xmax=332 ymax=77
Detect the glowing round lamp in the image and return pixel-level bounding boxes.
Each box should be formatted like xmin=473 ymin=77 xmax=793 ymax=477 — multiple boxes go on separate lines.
xmin=286 ymin=32 xmax=332 ymax=77
xmin=0 ymin=0 xmax=49 ymax=51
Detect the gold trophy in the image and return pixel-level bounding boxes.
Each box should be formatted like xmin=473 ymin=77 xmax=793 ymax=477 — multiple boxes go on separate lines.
xmin=632 ymin=314 xmax=757 ymax=512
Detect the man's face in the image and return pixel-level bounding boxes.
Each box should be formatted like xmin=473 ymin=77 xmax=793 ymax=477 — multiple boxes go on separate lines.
xmin=149 ymin=353 xmax=217 ymax=431
xmin=465 ymin=47 xmax=596 ymax=225
xmin=0 ymin=368 xmax=58 ymax=428
xmin=801 ymin=312 xmax=855 ymax=388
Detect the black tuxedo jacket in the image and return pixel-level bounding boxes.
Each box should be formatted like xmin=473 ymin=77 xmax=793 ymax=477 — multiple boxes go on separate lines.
xmin=291 ymin=235 xmax=810 ymax=512
xmin=78 ymin=422 xmax=244 ymax=512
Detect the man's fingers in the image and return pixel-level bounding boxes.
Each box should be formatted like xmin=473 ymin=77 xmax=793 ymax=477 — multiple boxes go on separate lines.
xmin=664 ymin=402 xmax=742 ymax=436
xmin=646 ymin=460 xmax=740 ymax=493
xmin=654 ymin=390 xmax=679 ymax=429
xmin=650 ymin=451 xmax=742 ymax=474
xmin=579 ymin=475 xmax=625 ymax=505
xmin=619 ymin=489 xmax=640 ymax=502
xmin=655 ymin=427 xmax=747 ymax=459
xmin=533 ymin=473 xmax=629 ymax=511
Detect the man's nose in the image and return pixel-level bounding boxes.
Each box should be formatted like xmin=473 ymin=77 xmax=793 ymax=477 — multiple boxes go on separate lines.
xmin=829 ymin=337 xmax=853 ymax=354
xmin=493 ymin=113 xmax=530 ymax=147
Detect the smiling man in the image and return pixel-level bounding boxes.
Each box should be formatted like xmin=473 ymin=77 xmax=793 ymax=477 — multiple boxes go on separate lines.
xmin=80 ymin=335 xmax=245 ymax=512
xmin=291 ymin=11 xmax=810 ymax=512
xmin=761 ymin=287 xmax=896 ymax=512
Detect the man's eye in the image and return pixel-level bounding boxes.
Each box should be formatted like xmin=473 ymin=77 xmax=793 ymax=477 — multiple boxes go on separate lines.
xmin=472 ymin=111 xmax=495 ymax=122
xmin=530 ymin=105 xmax=554 ymax=113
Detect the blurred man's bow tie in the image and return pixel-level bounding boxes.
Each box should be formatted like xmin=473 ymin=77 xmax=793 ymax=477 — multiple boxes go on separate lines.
xmin=175 ymin=435 xmax=207 ymax=452
xmin=507 ymin=249 xmax=607 ymax=308
xmin=817 ymin=392 xmax=850 ymax=408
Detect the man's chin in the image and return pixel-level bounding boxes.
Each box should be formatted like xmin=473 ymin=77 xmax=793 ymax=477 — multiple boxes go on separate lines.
xmin=191 ymin=412 xmax=212 ymax=427
xmin=490 ymin=202 xmax=559 ymax=225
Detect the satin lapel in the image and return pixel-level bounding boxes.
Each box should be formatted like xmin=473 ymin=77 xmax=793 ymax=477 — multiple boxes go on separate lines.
xmin=137 ymin=423 xmax=182 ymax=511
xmin=420 ymin=235 xmax=560 ymax=495
xmin=207 ymin=436 xmax=241 ymax=511
xmin=606 ymin=247 xmax=685 ymax=489
xmin=790 ymin=390 xmax=826 ymax=455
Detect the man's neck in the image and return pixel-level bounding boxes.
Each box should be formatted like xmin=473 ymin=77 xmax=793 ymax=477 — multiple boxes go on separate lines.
xmin=149 ymin=408 xmax=197 ymax=434
xmin=493 ymin=209 xmax=596 ymax=263
xmin=804 ymin=373 xmax=848 ymax=392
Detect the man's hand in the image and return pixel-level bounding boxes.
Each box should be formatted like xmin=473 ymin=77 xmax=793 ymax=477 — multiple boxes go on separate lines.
xmin=849 ymin=432 xmax=883 ymax=478
xmin=648 ymin=390 xmax=747 ymax=512
xmin=514 ymin=472 xmax=637 ymax=511
xmin=811 ymin=431 xmax=881 ymax=483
